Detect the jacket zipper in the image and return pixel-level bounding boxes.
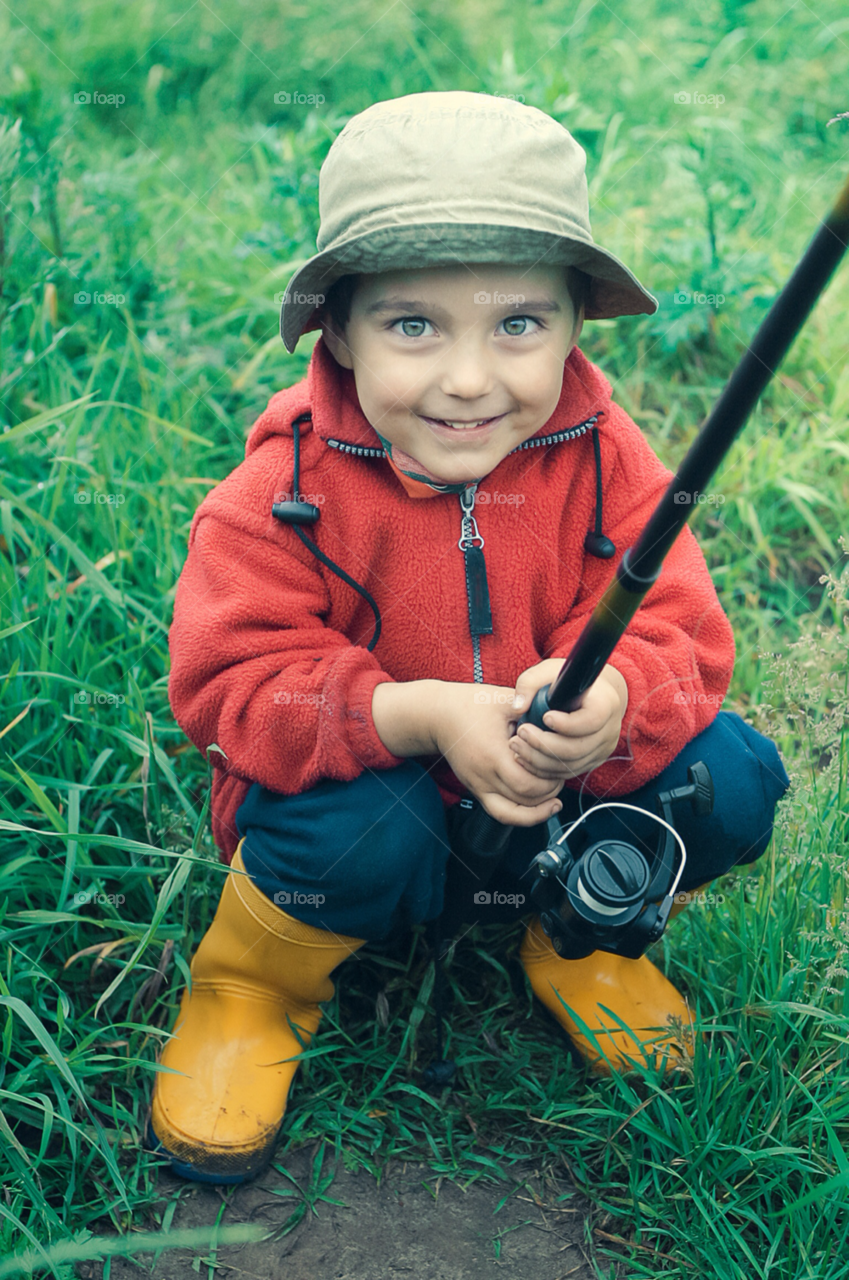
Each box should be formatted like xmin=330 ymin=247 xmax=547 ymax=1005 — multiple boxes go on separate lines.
xmin=458 ymin=483 xmax=493 ymax=683
xmin=324 ymin=416 xmax=601 ymax=682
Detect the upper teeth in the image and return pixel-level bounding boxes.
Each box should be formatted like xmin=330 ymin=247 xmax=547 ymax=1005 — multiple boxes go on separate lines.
xmin=435 ymin=418 xmax=492 ymax=429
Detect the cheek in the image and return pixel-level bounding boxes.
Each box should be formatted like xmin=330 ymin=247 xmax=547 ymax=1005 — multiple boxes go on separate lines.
xmin=354 ymin=340 xmax=410 ymax=399
xmin=523 ymin=345 xmax=568 ymax=409
xmin=353 ymin=368 xmax=420 ymax=432
xmin=505 ymin=367 xmax=561 ymax=417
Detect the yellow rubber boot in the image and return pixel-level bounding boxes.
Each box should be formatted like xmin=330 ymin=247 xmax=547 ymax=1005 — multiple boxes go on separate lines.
xmin=148 ymin=840 xmax=365 ymax=1182
xmin=519 ymin=902 xmax=705 ymax=1076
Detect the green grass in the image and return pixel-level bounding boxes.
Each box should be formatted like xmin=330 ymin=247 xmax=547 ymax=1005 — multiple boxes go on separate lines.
xmin=1 ymin=0 xmax=848 ymax=1274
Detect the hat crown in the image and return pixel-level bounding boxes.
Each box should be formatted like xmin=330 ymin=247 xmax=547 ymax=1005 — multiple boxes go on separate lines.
xmin=316 ymin=91 xmax=593 ymax=252
xmin=279 ymin=91 xmax=657 ymax=352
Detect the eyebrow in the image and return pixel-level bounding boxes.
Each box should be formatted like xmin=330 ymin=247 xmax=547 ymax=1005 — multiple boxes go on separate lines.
xmin=365 ymin=297 xmax=562 ymax=315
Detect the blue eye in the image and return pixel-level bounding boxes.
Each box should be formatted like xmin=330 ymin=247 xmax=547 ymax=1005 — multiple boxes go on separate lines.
xmin=500 ymin=316 xmax=540 ymax=336
xmin=393 ymin=317 xmax=432 ymax=337
xmin=390 ymin=314 xmax=541 ymax=338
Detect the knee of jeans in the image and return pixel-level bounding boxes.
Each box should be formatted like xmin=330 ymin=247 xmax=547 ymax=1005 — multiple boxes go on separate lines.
xmin=337 ymin=763 xmax=451 ymax=892
xmin=354 ymin=811 xmax=448 ymax=896
xmin=703 ymin=715 xmax=790 ymax=860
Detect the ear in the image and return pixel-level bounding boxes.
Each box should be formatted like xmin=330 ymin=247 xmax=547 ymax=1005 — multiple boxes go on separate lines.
xmin=320 ymin=313 xmax=354 ymax=369
xmin=568 ymin=305 xmax=585 ymax=353
xmin=563 ymin=266 xmax=585 ymax=353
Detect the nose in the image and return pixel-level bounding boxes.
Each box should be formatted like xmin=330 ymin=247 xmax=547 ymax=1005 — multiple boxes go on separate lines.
xmin=435 ymin=338 xmax=496 ymax=402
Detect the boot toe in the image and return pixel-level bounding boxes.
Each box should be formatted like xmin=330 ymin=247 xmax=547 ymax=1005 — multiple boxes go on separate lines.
xmin=520 ymin=920 xmax=699 ymax=1076
xmin=147 ymin=1101 xmax=282 ymax=1182
xmin=571 ymin=1003 xmax=697 ymax=1076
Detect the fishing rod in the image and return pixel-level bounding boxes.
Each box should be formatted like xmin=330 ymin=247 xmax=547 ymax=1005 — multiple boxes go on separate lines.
xmin=445 ymin=168 xmax=849 ymax=953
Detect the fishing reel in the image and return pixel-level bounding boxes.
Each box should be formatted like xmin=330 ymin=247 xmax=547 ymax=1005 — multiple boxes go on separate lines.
xmin=529 ymin=761 xmax=714 ymax=960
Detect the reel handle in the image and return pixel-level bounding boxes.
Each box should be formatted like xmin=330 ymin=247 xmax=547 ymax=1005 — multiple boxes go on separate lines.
xmin=657 ymin=760 xmax=714 ymax=817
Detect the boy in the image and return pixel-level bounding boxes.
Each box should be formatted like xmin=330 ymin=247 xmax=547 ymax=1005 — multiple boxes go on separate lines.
xmin=148 ymin=92 xmax=790 ymax=1184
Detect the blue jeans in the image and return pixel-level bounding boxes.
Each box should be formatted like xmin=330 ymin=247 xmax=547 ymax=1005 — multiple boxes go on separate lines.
xmin=235 ymin=712 xmax=790 ymax=941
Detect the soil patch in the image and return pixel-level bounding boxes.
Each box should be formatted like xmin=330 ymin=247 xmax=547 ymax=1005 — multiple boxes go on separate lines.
xmin=84 ymin=1147 xmax=598 ymax=1279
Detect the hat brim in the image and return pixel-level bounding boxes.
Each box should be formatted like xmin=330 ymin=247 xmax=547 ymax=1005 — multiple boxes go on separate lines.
xmin=279 ymin=224 xmax=657 ymax=352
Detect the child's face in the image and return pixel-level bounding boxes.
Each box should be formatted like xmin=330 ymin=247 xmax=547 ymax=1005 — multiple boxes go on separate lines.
xmin=321 ymin=264 xmax=583 ymax=484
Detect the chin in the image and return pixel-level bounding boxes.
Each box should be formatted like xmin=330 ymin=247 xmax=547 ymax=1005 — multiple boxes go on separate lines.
xmin=430 ymin=452 xmax=503 ymax=481
xmin=427 ymin=462 xmax=492 ymax=483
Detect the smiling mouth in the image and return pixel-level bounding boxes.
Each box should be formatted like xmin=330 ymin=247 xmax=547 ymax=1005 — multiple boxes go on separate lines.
xmin=419 ymin=414 xmax=506 ymax=431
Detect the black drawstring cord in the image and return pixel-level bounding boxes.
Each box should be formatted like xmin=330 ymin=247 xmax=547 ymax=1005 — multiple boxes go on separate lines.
xmin=273 ymin=415 xmax=383 ymax=651
xmin=584 ymin=424 xmax=616 ymax=560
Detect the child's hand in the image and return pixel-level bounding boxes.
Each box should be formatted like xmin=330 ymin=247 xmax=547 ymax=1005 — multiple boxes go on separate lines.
xmin=508 ymin=659 xmax=628 ymax=781
xmin=429 ymin=681 xmax=569 ymax=827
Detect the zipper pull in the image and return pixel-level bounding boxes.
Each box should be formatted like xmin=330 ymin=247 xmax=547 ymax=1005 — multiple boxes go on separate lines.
xmin=458 ymin=485 xmax=493 ymax=638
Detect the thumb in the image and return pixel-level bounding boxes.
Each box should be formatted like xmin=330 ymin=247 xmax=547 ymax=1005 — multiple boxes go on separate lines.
xmin=512 ymin=665 xmax=554 ymax=716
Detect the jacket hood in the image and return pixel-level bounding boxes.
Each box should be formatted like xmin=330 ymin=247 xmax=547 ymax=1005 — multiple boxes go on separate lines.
xmin=245 ymin=334 xmax=612 ymax=464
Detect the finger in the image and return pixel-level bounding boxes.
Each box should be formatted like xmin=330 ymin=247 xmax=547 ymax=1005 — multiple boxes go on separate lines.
xmin=508 ymin=742 xmax=571 ymax=780
xmin=535 ymin=704 xmax=609 ymax=737
xmin=511 ymin=730 xmax=615 ymax=779
xmin=498 ymin=759 xmax=565 ymax=806
xmin=512 ymin=750 xmax=601 ymax=781
xmin=514 ymin=722 xmax=611 ymax=765
xmin=512 ymin=660 xmax=566 ymax=711
xmin=480 ymin=790 xmax=564 ymax=828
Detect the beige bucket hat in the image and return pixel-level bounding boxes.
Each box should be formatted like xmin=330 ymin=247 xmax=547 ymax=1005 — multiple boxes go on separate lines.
xmin=280 ymin=90 xmax=657 ymax=353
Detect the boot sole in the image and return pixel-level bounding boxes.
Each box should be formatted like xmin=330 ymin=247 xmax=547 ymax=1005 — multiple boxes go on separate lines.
xmin=144 ymin=1117 xmax=279 ymax=1185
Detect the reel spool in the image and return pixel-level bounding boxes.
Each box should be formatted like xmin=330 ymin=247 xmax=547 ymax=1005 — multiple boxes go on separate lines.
xmin=530 ymin=761 xmax=714 ymax=960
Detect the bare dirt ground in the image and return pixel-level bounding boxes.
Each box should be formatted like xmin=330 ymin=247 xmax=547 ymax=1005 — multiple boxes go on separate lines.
xmin=85 ymin=1146 xmax=601 ymax=1280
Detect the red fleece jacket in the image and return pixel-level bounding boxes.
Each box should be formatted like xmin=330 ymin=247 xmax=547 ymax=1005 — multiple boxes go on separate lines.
xmin=168 ymin=338 xmax=735 ymax=862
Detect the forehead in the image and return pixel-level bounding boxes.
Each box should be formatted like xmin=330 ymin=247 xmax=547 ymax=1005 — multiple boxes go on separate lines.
xmin=353 ymin=263 xmax=571 ymax=307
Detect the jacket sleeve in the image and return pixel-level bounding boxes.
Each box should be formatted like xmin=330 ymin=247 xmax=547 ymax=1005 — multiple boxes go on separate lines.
xmin=543 ymin=402 xmax=735 ymax=795
xmin=167 ymin=503 xmax=404 ymax=796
